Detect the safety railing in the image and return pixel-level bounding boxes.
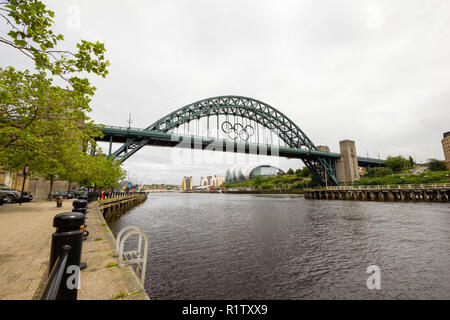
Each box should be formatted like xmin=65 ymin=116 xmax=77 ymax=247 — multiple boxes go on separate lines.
xmin=86 ymin=191 xmax=147 ymax=203
xmin=309 ymin=183 xmax=450 ymax=191
xmin=115 ymin=226 xmax=148 ymax=286
xmin=41 ymin=245 xmax=72 ymax=300
xmin=40 ymin=195 xmax=89 ymax=300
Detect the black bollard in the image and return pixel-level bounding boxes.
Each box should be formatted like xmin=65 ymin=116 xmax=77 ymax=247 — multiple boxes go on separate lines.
xmin=48 ymin=212 xmax=84 ymax=300
xmin=73 ymin=199 xmax=88 ymax=208
xmin=56 ymin=196 xmax=63 ymax=208
xmin=72 ymin=199 xmax=88 ymax=241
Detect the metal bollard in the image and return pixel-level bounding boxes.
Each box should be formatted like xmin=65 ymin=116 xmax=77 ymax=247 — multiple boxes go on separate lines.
xmin=56 ymin=196 xmax=63 ymax=208
xmin=72 ymin=199 xmax=88 ymax=240
xmin=48 ymin=212 xmax=84 ymax=300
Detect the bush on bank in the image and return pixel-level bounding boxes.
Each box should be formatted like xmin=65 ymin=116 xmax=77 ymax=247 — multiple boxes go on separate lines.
xmin=223 ymin=174 xmax=313 ymax=190
xmin=354 ymin=171 xmax=450 ymax=186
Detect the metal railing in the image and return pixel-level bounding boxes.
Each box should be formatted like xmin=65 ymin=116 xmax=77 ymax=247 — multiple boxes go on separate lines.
xmin=115 ymin=226 xmax=148 ymax=286
xmin=41 ymin=245 xmax=71 ymax=300
xmin=308 ymin=183 xmax=450 ymax=191
xmin=86 ymin=191 xmax=147 ymax=202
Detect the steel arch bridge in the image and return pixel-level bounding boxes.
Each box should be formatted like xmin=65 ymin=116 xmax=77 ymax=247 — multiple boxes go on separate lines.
xmin=96 ymin=95 xmax=384 ymax=186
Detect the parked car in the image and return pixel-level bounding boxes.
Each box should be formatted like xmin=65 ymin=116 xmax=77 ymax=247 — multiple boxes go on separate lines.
xmin=60 ymin=191 xmax=75 ymax=199
xmin=0 ymin=194 xmax=7 ymax=206
xmin=52 ymin=191 xmax=76 ymax=199
xmin=0 ymin=184 xmax=21 ymax=204
xmin=19 ymin=191 xmax=33 ymax=202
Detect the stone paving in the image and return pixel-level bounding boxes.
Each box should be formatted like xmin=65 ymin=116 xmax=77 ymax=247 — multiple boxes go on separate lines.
xmin=0 ymin=200 xmax=148 ymax=300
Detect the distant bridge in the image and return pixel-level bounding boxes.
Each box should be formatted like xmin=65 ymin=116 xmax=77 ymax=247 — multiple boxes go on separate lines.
xmin=95 ymin=96 xmax=384 ymax=186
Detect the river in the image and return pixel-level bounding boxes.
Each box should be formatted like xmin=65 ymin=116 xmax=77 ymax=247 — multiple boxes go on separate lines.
xmin=107 ymin=193 xmax=450 ymax=299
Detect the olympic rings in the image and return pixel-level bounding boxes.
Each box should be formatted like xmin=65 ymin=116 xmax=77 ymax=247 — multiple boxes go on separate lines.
xmin=221 ymin=121 xmax=255 ymax=141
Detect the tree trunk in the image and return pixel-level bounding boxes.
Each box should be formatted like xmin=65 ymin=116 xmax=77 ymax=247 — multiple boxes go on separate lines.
xmin=48 ymin=176 xmax=54 ymax=201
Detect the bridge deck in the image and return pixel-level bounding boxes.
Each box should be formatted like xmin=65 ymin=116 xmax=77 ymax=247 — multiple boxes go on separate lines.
xmin=97 ymin=126 xmax=385 ymax=166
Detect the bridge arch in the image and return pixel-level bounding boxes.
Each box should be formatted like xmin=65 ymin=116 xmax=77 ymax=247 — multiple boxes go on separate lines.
xmin=103 ymin=95 xmax=340 ymax=186
xmin=145 ymin=96 xmax=317 ymax=150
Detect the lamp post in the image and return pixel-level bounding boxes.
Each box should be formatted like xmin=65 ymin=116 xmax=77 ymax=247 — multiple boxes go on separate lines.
xmin=20 ymin=164 xmax=28 ymax=206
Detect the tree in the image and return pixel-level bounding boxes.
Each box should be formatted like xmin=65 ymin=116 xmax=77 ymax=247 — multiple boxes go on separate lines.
xmin=286 ymin=168 xmax=294 ymax=175
xmin=384 ymin=156 xmax=411 ymax=173
xmin=0 ymin=67 xmax=99 ymax=162
xmin=295 ymin=167 xmax=311 ymax=178
xmin=0 ymin=1 xmax=122 ymax=198
xmin=427 ymin=159 xmax=447 ymax=172
xmin=408 ymin=156 xmax=415 ymax=168
xmin=0 ymin=0 xmax=109 ymax=90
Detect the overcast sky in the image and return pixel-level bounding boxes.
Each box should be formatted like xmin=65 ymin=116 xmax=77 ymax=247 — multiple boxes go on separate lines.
xmin=1 ymin=0 xmax=449 ymax=185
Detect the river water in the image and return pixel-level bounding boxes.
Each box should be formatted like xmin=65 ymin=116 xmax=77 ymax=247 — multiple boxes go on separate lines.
xmin=107 ymin=193 xmax=450 ymax=299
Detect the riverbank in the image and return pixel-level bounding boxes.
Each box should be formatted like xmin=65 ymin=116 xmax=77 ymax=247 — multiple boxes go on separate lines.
xmin=0 ymin=198 xmax=149 ymax=300
xmin=222 ymin=189 xmax=305 ymax=194
xmin=305 ymin=184 xmax=450 ymax=202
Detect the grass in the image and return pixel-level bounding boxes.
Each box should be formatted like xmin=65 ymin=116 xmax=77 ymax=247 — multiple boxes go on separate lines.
xmin=94 ymin=238 xmax=103 ymax=241
xmin=112 ymin=292 xmax=128 ymax=299
xmin=103 ymin=229 xmax=111 ymax=233
xmin=106 ymin=263 xmax=118 ymax=268
xmin=112 ymin=290 xmax=143 ymax=299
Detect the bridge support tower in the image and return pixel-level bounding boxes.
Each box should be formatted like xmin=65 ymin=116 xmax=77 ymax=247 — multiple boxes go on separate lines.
xmin=336 ymin=140 xmax=360 ymax=185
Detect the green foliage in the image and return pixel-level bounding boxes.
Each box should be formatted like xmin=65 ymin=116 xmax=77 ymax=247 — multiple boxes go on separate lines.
xmin=354 ymin=171 xmax=450 ymax=186
xmin=384 ymin=156 xmax=413 ymax=173
xmin=224 ymin=174 xmax=314 ymax=190
xmin=0 ymin=1 xmax=124 ymax=197
xmin=1 ymin=0 xmax=109 ymax=88
xmin=427 ymin=159 xmax=447 ymax=172
xmin=367 ymin=167 xmax=391 ymax=177
xmin=295 ymin=167 xmax=312 ymax=178
xmin=286 ymin=168 xmax=294 ymax=175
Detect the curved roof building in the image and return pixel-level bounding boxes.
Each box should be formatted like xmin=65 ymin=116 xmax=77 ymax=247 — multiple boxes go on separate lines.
xmin=225 ymin=163 xmax=284 ymax=184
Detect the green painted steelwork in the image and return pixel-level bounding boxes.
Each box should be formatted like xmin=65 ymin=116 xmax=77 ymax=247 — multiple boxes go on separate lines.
xmin=97 ymin=96 xmax=385 ymax=186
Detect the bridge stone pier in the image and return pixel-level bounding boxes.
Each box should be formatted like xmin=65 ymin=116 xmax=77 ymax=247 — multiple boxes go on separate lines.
xmin=336 ymin=140 xmax=360 ymax=185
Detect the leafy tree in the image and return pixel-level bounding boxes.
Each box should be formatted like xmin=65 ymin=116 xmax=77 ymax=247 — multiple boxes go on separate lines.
xmin=427 ymin=159 xmax=447 ymax=172
xmin=286 ymin=168 xmax=294 ymax=175
xmin=408 ymin=156 xmax=415 ymax=168
xmin=295 ymin=167 xmax=312 ymax=178
xmin=0 ymin=1 xmax=125 ymax=198
xmin=0 ymin=0 xmax=109 ymax=89
xmin=384 ymin=156 xmax=411 ymax=173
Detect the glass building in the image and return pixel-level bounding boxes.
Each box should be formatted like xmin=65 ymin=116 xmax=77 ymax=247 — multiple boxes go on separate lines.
xmin=225 ymin=163 xmax=284 ymax=184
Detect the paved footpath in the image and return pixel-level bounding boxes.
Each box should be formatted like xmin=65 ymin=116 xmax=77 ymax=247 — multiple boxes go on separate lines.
xmin=0 ymin=200 xmax=148 ymax=300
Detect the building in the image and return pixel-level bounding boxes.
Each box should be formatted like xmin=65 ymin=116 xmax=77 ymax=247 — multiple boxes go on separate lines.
xmin=181 ymin=176 xmax=193 ymax=191
xmin=200 ymin=175 xmax=225 ymax=187
xmin=225 ymin=163 xmax=284 ymax=184
xmin=442 ymin=131 xmax=450 ymax=169
xmin=0 ymin=169 xmax=28 ymax=191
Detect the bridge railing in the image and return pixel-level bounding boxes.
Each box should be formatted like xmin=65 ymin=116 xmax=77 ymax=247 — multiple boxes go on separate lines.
xmin=309 ymin=183 xmax=450 ymax=191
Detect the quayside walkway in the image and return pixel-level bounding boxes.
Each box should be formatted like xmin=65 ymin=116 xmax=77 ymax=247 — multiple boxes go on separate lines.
xmin=0 ymin=200 xmax=148 ymax=300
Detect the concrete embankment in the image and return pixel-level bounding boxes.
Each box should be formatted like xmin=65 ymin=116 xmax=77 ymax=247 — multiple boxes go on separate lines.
xmin=99 ymin=194 xmax=147 ymax=219
xmin=305 ymin=185 xmax=450 ymax=202
xmin=75 ymin=200 xmax=149 ymax=300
